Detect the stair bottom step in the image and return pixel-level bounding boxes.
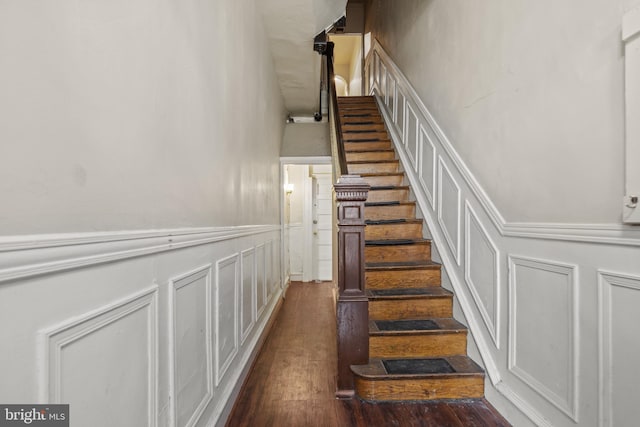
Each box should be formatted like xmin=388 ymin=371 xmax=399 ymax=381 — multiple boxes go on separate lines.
xmin=352 ymin=357 xmax=485 ymax=401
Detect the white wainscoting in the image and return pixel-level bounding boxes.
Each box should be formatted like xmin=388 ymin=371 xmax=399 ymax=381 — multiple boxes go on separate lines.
xmin=0 ymin=225 xmax=282 ymax=427
xmin=367 ymin=39 xmax=640 ymax=427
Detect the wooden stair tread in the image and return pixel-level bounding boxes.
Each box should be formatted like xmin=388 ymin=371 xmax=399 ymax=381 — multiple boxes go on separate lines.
xmin=366 ymin=261 xmax=440 ymax=270
xmin=366 ymin=218 xmax=420 ymax=225
xmin=348 ymin=159 xmax=399 ymax=165
xmin=365 ymin=200 xmax=413 ymax=206
xmin=352 ymin=356 xmax=484 ymax=379
xmin=345 ymin=148 xmax=395 ymax=154
xmin=370 ymin=318 xmax=467 ymax=335
xmin=367 ymin=287 xmax=452 ymax=299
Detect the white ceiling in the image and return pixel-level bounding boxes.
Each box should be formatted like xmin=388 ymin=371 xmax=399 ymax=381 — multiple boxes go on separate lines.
xmin=259 ymin=0 xmax=347 ymax=115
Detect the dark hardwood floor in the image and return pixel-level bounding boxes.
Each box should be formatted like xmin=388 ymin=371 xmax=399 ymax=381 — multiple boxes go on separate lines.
xmin=226 ymin=282 xmax=511 ymax=427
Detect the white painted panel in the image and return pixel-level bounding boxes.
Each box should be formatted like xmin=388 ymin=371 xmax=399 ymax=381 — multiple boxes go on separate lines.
xmin=509 ymin=256 xmax=578 ymax=420
xmin=215 ymin=254 xmax=238 ymax=385
xmin=256 ymin=243 xmax=266 ymax=316
xmin=418 ymin=124 xmax=436 ymax=209
xmin=598 ymin=271 xmax=640 ymax=427
xmin=240 ymin=249 xmax=256 ymax=344
xmin=264 ymin=240 xmax=272 ymax=298
xmin=380 ymin=63 xmax=387 ymax=99
xmin=465 ymin=203 xmax=500 ymax=348
xmin=438 ymin=158 xmax=461 ymax=264
xmin=396 ymin=92 xmax=405 ymax=139
xmin=170 ymin=266 xmax=212 ymax=427
xmin=405 ymin=104 xmax=418 ymax=171
xmin=374 ymin=52 xmax=380 ymax=87
xmin=42 ymin=288 xmax=157 ymax=427
xmin=387 ymin=75 xmax=396 ymax=117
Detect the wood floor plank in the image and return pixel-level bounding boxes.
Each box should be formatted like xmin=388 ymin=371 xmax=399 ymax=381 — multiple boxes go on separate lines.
xmin=225 ymin=282 xmax=510 ymax=427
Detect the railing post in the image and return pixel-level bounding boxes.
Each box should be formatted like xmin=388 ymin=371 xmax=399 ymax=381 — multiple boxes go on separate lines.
xmin=334 ymin=174 xmax=370 ymax=398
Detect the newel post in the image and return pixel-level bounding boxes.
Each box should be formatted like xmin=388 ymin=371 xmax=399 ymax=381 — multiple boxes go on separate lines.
xmin=334 ymin=174 xmax=370 ymax=398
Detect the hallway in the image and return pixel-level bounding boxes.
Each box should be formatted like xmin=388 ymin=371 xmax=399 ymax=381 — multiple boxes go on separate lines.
xmin=226 ymin=282 xmax=510 ymax=426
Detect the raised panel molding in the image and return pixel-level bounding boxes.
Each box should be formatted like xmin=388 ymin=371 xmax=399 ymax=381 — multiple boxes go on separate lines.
xmin=169 ymin=266 xmax=213 ymax=427
xmin=465 ymin=202 xmax=500 ymax=348
xmin=405 ymin=103 xmax=419 ymax=171
xmin=508 ymin=256 xmax=579 ymax=421
xmin=438 ymin=157 xmax=461 ymax=264
xmin=240 ymin=249 xmax=256 ymax=344
xmin=387 ymin=74 xmax=396 ymax=120
xmin=215 ymin=253 xmax=239 ymax=386
xmin=40 ymin=287 xmax=158 ymax=427
xmin=598 ymin=270 xmax=640 ymax=427
xmin=256 ymin=243 xmax=266 ymax=317
xmin=396 ymin=92 xmax=405 ymax=140
xmin=418 ymin=124 xmax=437 ymax=210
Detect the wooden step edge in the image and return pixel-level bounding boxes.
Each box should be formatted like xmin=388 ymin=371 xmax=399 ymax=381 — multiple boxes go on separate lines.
xmin=366 ymin=288 xmax=453 ymax=300
xmin=365 ymin=261 xmax=441 ymax=271
xmin=351 ymin=356 xmax=485 ymax=380
xmin=369 ymin=318 xmax=468 ymax=335
xmin=345 ymin=148 xmax=395 ymax=153
xmin=365 ymin=238 xmax=430 ymax=245
xmin=347 ymin=160 xmax=400 ymax=165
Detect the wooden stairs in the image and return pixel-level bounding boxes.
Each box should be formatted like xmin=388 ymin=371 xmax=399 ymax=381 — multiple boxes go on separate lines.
xmin=338 ymin=96 xmax=485 ymax=401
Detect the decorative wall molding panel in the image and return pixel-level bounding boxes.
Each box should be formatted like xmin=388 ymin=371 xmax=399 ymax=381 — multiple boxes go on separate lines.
xmin=508 ymin=256 xmax=578 ymax=421
xmin=464 ymin=202 xmax=500 ymax=348
xmin=598 ymin=270 xmax=640 ymax=427
xmin=169 ymin=266 xmax=213 ymax=427
xmin=215 ymin=254 xmax=240 ymax=386
xmin=1 ymin=225 xmax=282 ymax=427
xmin=41 ymin=287 xmax=158 ymax=427
xmin=437 ymin=157 xmax=462 ymax=265
xmin=366 ymin=39 xmax=640 ymax=427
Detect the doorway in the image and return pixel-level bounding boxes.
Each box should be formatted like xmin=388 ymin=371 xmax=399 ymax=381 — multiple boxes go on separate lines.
xmin=282 ymin=163 xmax=333 ymax=285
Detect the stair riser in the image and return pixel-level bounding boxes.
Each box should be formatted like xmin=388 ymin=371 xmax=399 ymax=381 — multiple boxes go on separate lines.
xmin=365 ymin=223 xmax=421 ymax=240
xmin=343 ymin=124 xmax=386 ymax=132
xmin=346 ymin=151 xmax=395 ymax=162
xmin=369 ymin=333 xmax=467 ymax=359
xmin=344 ymin=142 xmax=393 ymax=151
xmin=366 ymin=269 xmax=441 ymax=289
xmin=365 ymin=244 xmax=430 ymax=263
xmin=349 ymin=163 xmax=399 ymax=174
xmin=369 ymin=298 xmax=452 ymax=320
xmin=343 ymin=132 xmax=389 ymax=141
xmin=340 ymin=116 xmax=382 ymax=125
xmin=366 ymin=189 xmax=409 ymax=203
xmin=365 ymin=204 xmax=415 ymax=220
xmin=354 ymin=377 xmax=484 ymax=401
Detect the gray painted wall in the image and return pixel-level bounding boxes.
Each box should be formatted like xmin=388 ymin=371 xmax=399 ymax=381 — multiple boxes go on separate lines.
xmin=365 ymin=0 xmax=640 ymax=223
xmin=0 ymin=0 xmax=286 ymax=235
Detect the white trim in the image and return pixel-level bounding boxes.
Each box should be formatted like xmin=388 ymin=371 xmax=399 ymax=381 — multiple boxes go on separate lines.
xmin=0 ymin=225 xmax=280 ymax=284
xmin=622 ymin=6 xmax=640 ymax=42
xmin=495 ymin=382 xmax=554 ymax=427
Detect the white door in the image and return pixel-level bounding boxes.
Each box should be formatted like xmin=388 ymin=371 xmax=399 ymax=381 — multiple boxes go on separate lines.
xmin=311 ymin=166 xmax=333 ymax=281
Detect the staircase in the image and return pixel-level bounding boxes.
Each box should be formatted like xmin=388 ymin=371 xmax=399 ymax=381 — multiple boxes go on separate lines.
xmin=337 ymin=96 xmax=485 ymax=401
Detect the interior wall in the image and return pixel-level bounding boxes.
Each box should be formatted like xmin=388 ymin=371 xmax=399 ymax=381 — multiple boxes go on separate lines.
xmin=365 ymin=0 xmax=640 ymax=224
xmin=348 ymin=37 xmax=363 ymax=96
xmin=0 ymin=0 xmax=286 ymax=236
